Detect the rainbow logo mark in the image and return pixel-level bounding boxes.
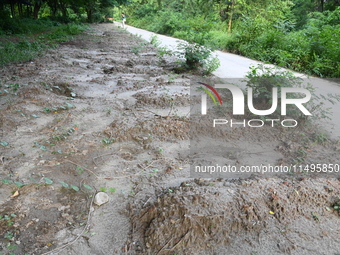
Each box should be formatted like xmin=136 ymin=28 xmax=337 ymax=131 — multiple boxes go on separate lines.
xmin=197 ymin=82 xmax=223 ymax=106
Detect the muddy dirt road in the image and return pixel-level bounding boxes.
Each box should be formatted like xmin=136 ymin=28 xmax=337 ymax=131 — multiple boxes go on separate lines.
xmin=0 ymin=23 xmax=340 ymax=255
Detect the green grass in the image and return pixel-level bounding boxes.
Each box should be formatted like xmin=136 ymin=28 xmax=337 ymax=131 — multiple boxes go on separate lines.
xmin=0 ymin=21 xmax=87 ymax=66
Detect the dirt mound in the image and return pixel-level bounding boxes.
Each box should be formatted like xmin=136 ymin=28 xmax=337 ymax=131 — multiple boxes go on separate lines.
xmin=104 ymin=115 xmax=189 ymax=143
xmin=134 ymin=92 xmax=189 ymax=108
xmin=128 ymin=178 xmax=340 ymax=254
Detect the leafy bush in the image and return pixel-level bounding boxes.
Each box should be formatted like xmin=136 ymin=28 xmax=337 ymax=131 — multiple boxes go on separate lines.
xmin=174 ymin=42 xmax=220 ymax=74
xmin=245 ymin=64 xmax=340 ymax=120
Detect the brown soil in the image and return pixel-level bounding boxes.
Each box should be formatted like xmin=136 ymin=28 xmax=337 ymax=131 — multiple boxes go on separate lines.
xmin=0 ymin=23 xmax=340 ymax=255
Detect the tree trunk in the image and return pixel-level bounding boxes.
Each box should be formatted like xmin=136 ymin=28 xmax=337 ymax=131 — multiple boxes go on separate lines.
xmin=87 ymin=9 xmax=93 ymax=22
xmin=33 ymin=3 xmax=42 ymax=19
xmin=228 ymin=0 xmax=234 ymax=32
xmin=18 ymin=3 xmax=23 ymax=17
xmin=58 ymin=0 xmax=68 ymax=18
xmin=10 ymin=0 xmax=15 ymax=17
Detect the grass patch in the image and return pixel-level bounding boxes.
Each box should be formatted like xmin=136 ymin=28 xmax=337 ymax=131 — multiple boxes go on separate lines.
xmin=0 ymin=21 xmax=87 ymax=66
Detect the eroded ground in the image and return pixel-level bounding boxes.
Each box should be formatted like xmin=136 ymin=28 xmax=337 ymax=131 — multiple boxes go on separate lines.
xmin=0 ymin=23 xmax=340 ymax=255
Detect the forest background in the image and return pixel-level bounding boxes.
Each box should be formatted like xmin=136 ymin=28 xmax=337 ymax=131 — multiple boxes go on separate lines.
xmin=1 ymin=0 xmax=340 ymax=78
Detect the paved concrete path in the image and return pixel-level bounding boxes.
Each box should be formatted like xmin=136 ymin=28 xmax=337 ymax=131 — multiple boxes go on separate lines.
xmin=118 ymin=23 xmax=340 ymax=140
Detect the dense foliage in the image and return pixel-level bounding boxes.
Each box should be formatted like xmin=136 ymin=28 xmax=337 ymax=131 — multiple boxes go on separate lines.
xmin=124 ymin=0 xmax=340 ymax=78
xmin=0 ymin=0 xmax=339 ymax=77
xmin=0 ymin=0 xmax=128 ymax=65
xmin=0 ymin=0 xmax=128 ymax=24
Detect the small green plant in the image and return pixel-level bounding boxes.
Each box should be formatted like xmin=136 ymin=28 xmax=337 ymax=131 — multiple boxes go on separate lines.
xmin=167 ymin=73 xmax=177 ymax=83
xmin=100 ymin=187 xmax=107 ymax=192
xmin=150 ymin=35 xmax=161 ymax=47
xmin=0 ymin=214 xmax=16 ymax=227
xmin=51 ymin=125 xmax=78 ymax=142
xmin=102 ymin=137 xmax=114 ymax=144
xmin=130 ymin=42 xmax=148 ymax=55
xmin=313 ymin=132 xmax=329 ymax=144
xmin=333 ymin=197 xmax=340 ymax=215
xmin=76 ymin=166 xmax=85 ymax=174
xmin=0 ymin=83 xmax=21 ymax=96
xmin=43 ymin=102 xmax=74 ymax=114
xmin=105 ymin=108 xmax=112 ymax=115
xmin=149 ymin=168 xmax=159 ymax=176
xmin=174 ymin=42 xmax=220 ymax=74
xmin=4 ymin=231 xmax=14 ymax=240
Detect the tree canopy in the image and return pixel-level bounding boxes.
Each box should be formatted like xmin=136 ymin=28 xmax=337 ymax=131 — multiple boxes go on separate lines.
xmin=0 ymin=0 xmax=129 ymax=21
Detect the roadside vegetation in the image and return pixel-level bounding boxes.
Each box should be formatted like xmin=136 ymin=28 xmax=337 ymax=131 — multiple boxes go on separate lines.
xmin=123 ymin=0 xmax=340 ymax=78
xmin=0 ymin=0 xmax=129 ymax=66
xmin=1 ymin=0 xmax=339 ymax=77
xmin=0 ymin=19 xmax=87 ymax=66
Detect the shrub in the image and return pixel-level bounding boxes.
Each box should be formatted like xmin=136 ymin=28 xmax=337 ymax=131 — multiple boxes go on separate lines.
xmin=245 ymin=64 xmax=340 ymax=121
xmin=174 ymin=42 xmax=220 ymax=74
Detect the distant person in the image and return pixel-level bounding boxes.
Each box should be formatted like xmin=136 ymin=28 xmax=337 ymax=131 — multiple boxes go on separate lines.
xmin=122 ymin=12 xmax=126 ymax=28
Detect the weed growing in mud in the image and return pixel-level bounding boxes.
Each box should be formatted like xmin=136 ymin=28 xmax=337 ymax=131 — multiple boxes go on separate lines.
xmin=312 ymin=131 xmax=329 ymax=145
xmin=333 ymin=198 xmax=340 ymax=215
xmin=43 ymin=102 xmax=74 ymax=113
xmin=51 ymin=124 xmax=78 ymax=142
xmin=0 ymin=83 xmax=21 ymax=95
xmin=150 ymin=35 xmax=161 ymax=47
xmin=130 ymin=41 xmax=148 ymax=55
xmin=105 ymin=108 xmax=112 ymax=115
xmin=0 ymin=214 xmax=16 ymax=227
xmin=99 ymin=187 xmax=116 ymax=193
xmin=102 ymin=137 xmax=115 ymax=144
xmin=173 ymin=41 xmax=220 ymax=74
xmin=167 ymin=72 xmax=178 ymax=83
xmin=76 ymin=166 xmax=85 ymax=174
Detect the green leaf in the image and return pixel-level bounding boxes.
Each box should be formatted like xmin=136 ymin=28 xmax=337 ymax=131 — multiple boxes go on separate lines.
xmin=14 ymin=181 xmax=24 ymax=188
xmin=44 ymin=177 xmax=53 ymax=185
xmin=8 ymin=244 xmax=17 ymax=250
xmin=2 ymin=179 xmax=11 ymax=184
xmin=71 ymin=185 xmax=79 ymax=191
xmin=60 ymin=181 xmax=69 ymax=188
xmin=83 ymin=184 xmax=92 ymax=190
xmin=65 ymin=102 xmax=74 ymax=108
xmin=109 ymin=187 xmax=116 ymax=193
xmin=31 ymin=114 xmax=39 ymax=118
xmin=29 ymin=176 xmax=38 ymax=183
xmin=0 ymin=141 xmax=8 ymax=146
xmin=40 ymin=146 xmax=47 ymax=151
